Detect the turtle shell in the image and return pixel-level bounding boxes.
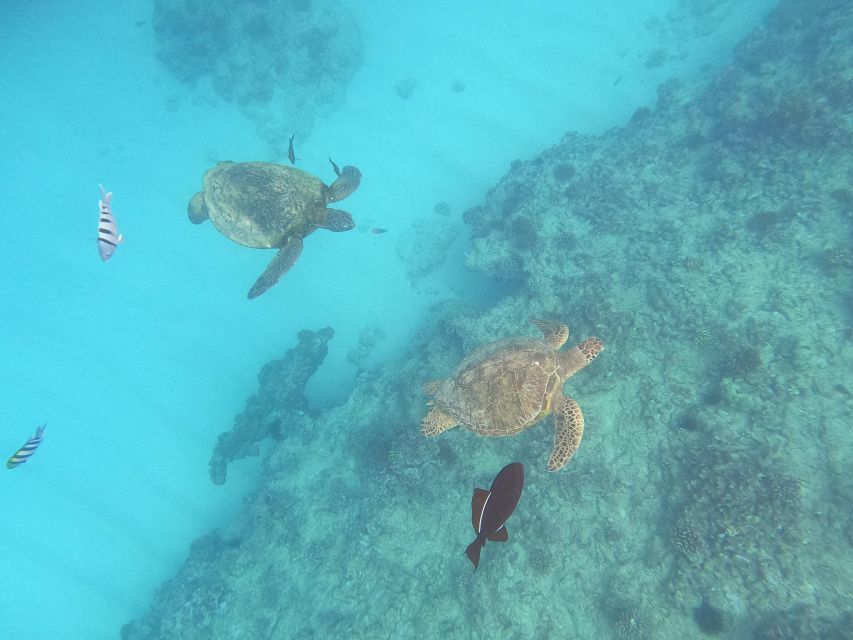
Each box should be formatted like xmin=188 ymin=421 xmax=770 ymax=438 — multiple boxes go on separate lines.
xmin=202 ymin=162 xmax=327 ymax=249
xmin=434 ymin=337 xmax=562 ymax=436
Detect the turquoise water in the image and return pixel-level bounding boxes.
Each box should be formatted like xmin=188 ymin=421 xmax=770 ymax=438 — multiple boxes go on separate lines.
xmin=2 ymin=0 xmax=849 ymax=638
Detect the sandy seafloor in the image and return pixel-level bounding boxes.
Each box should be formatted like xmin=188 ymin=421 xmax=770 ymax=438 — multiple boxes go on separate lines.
xmin=1 ymin=0 xmax=850 ymax=638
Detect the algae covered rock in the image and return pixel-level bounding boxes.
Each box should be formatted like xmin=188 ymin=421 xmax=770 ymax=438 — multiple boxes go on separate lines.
xmin=208 ymin=326 xmax=334 ymax=485
xmin=152 ymin=0 xmax=362 ymax=151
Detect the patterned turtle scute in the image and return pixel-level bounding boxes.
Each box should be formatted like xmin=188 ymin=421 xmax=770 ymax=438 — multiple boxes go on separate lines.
xmin=199 ymin=162 xmax=329 ymax=249
xmin=436 ymin=338 xmax=558 ymax=436
xmin=187 ymin=160 xmax=360 ymax=298
xmin=422 ymin=319 xmax=604 ymax=471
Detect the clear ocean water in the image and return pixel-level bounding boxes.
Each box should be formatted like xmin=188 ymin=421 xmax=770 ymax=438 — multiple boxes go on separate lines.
xmin=2 ymin=1 xmax=849 ymax=638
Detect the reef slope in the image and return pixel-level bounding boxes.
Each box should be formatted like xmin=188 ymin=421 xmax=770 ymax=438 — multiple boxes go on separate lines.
xmin=124 ymin=1 xmax=853 ymax=637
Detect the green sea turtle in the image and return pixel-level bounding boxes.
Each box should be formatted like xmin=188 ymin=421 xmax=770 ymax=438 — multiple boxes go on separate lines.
xmin=422 ymin=318 xmax=604 ymax=471
xmin=188 ymin=160 xmax=362 ymax=299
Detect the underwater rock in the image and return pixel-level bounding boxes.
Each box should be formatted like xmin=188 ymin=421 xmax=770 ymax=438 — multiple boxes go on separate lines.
xmin=668 ymin=432 xmax=804 ymax=599
xmin=152 ymin=0 xmax=361 ymax=150
xmin=752 ymin=606 xmax=853 ymax=640
xmin=644 ymin=47 xmax=669 ymax=68
xmin=395 ymin=77 xmax=417 ymax=99
xmin=671 ymin=518 xmax=704 ymax=559
xmin=346 ymin=326 xmax=386 ymax=365
xmin=613 ymin=608 xmax=648 ymax=640
xmin=395 ymin=216 xmax=461 ymax=288
xmin=723 ymin=344 xmax=762 ymax=377
xmin=692 ymin=599 xmax=725 ymax=635
xmin=433 ymin=200 xmax=452 ymax=217
xmin=551 ymin=162 xmax=576 ymax=182
xmin=208 ymin=326 xmax=334 ymax=485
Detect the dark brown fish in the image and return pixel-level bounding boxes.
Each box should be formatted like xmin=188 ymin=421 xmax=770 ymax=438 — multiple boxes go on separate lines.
xmin=287 ymin=134 xmax=296 ymax=164
xmin=329 ymin=157 xmax=341 ymax=177
xmin=370 ymin=228 xmax=387 ymax=235
xmin=465 ymin=462 xmax=524 ymax=570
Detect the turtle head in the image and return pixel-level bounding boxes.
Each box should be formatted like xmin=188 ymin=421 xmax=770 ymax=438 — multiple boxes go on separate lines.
xmin=188 ymin=192 xmax=209 ymax=224
xmin=326 ymin=166 xmax=362 ymax=203
xmin=321 ymin=209 xmax=355 ymax=232
xmin=557 ymin=337 xmax=604 ymax=379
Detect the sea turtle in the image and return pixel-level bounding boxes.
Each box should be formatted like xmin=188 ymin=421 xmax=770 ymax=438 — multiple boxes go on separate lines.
xmin=422 ymin=318 xmax=604 ymax=471
xmin=188 ymin=160 xmax=362 ymax=299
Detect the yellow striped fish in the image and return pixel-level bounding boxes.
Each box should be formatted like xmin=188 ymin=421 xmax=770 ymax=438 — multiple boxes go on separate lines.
xmin=6 ymin=423 xmax=46 ymax=469
xmin=97 ymin=184 xmax=123 ymax=261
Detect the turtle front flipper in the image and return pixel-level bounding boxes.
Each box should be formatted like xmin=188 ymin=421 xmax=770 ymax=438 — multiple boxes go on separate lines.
xmin=422 ymin=380 xmax=443 ymax=396
xmin=247 ymin=236 xmax=303 ymax=299
xmin=327 ymin=166 xmax=362 ymax=203
xmin=548 ymin=396 xmax=584 ymax=471
xmin=528 ymin=317 xmax=569 ymax=349
xmin=318 ymin=208 xmax=355 ymax=232
xmin=421 ymin=408 xmax=458 ymax=437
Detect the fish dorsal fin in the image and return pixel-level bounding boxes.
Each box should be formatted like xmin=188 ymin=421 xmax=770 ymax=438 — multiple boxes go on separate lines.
xmin=487 ymin=525 xmax=508 ymax=543
xmin=320 ymin=184 xmax=332 ymax=205
xmin=471 ymin=488 xmax=489 ymax=532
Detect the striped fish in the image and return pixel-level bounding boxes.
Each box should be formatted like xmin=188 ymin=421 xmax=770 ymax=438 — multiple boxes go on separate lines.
xmin=97 ymin=184 xmax=123 ymax=261
xmin=6 ymin=423 xmax=46 ymax=470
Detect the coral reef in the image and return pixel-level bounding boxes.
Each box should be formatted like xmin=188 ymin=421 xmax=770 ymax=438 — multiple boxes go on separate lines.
xmin=724 ymin=345 xmax=762 ymax=377
xmin=692 ymin=599 xmax=725 ymax=635
xmin=670 ymin=433 xmax=803 ymax=580
xmin=152 ymin=0 xmax=362 ymax=152
xmin=752 ymin=607 xmax=853 ymax=640
xmin=395 ymin=216 xmax=462 ymax=288
xmin=433 ymin=200 xmax=452 ymax=217
xmin=208 ymin=327 xmax=334 ymax=485
xmin=614 ymin=608 xmax=648 ymax=640
xmin=671 ymin=518 xmax=704 ymax=559
xmin=125 ymin=0 xmax=853 ymax=637
xmin=346 ymin=326 xmax=386 ymax=366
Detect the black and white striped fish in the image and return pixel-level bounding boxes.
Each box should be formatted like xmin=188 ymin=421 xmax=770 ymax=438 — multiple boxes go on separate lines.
xmin=6 ymin=423 xmax=46 ymax=470
xmin=97 ymin=184 xmax=123 ymax=261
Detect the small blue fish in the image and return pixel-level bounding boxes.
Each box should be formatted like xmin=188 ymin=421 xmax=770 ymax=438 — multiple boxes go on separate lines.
xmin=7 ymin=423 xmax=46 ymax=469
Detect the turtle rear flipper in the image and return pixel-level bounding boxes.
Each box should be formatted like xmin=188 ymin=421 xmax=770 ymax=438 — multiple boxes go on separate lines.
xmin=548 ymin=396 xmax=584 ymax=472
xmin=247 ymin=236 xmax=303 ymax=299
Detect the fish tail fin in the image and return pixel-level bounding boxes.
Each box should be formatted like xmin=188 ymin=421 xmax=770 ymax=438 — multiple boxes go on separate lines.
xmin=465 ymin=537 xmax=485 ymax=571
xmin=487 ymin=525 xmax=508 ymax=542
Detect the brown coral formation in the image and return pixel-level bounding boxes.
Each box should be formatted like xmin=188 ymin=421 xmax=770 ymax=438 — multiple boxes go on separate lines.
xmin=208 ymin=327 xmax=334 ymax=485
